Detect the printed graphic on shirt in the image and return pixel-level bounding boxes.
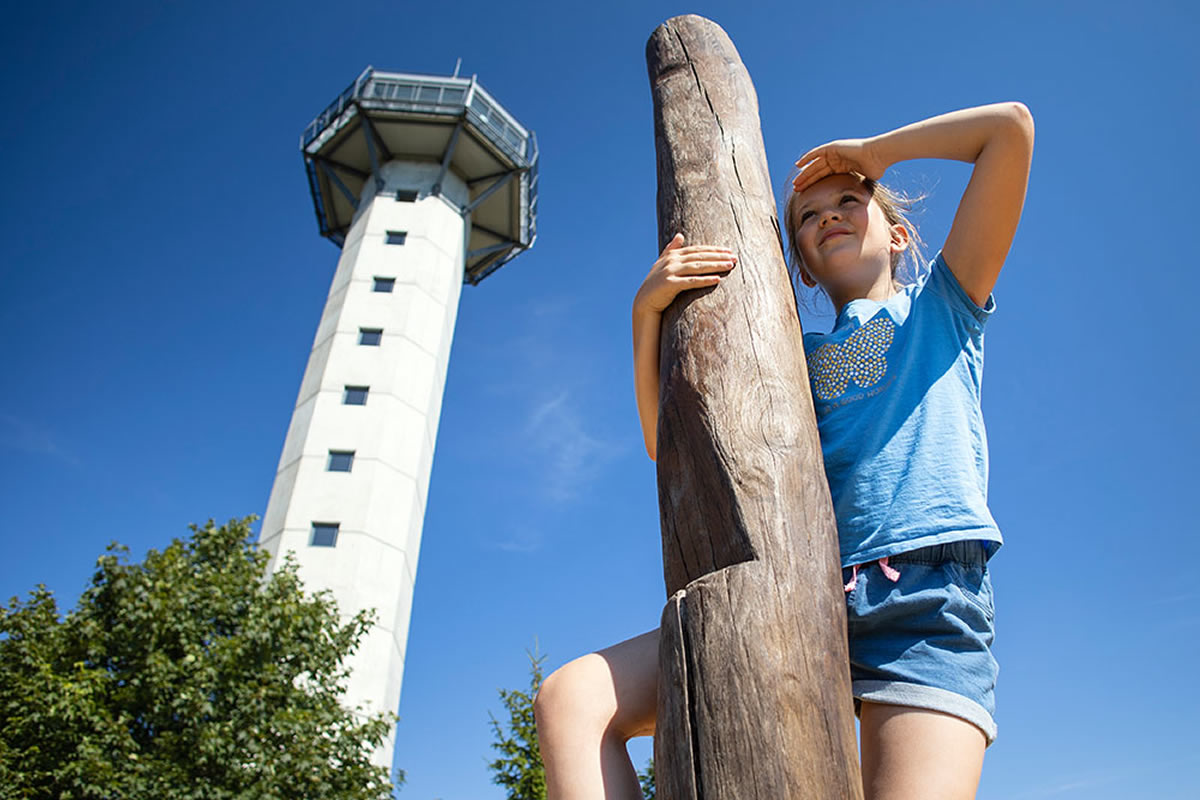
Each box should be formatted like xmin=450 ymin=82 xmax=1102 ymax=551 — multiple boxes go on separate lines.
xmin=807 ymin=316 xmax=895 ymax=401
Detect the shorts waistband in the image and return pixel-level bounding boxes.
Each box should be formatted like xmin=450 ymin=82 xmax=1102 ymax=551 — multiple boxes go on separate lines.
xmin=882 ymin=540 xmax=991 ymax=567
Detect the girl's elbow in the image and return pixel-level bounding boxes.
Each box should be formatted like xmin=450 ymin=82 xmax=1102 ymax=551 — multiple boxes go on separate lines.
xmin=1006 ymin=102 xmax=1035 ymax=141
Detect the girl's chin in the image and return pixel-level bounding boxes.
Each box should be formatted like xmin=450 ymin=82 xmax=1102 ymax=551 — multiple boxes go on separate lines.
xmin=808 ymin=249 xmax=859 ymax=272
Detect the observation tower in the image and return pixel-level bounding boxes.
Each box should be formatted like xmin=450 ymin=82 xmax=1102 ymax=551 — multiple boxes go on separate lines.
xmin=258 ymin=67 xmax=538 ymax=769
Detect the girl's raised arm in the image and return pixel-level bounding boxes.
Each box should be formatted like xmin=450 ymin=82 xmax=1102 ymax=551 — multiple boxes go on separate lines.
xmin=796 ymin=102 xmax=1035 ymax=306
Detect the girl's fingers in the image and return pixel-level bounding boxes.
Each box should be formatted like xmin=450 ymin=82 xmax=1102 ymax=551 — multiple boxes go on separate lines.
xmin=683 ymin=260 xmax=736 ymax=273
xmin=798 ymin=159 xmax=836 ymax=182
xmin=794 ymin=156 xmax=828 ymax=178
xmin=669 ymin=261 xmax=736 ymax=279
xmin=795 ymin=145 xmax=827 ymax=167
xmin=678 ymin=250 xmax=735 ymax=262
xmin=670 ymin=274 xmax=724 ymax=288
xmin=793 ymin=158 xmax=823 ymax=180
xmin=794 ymin=164 xmax=832 ymax=192
xmin=660 ymin=252 xmax=733 ymax=267
xmin=675 ymin=245 xmax=734 ymax=256
xmin=656 ymin=233 xmax=685 ymax=259
xmin=676 ymin=255 xmax=736 ymax=269
xmin=655 ymin=242 xmax=735 ymax=276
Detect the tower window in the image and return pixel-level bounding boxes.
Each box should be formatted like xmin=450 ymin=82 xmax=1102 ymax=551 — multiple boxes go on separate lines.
xmin=327 ymin=450 xmax=355 ymax=472
xmin=385 ymin=230 xmax=407 ymax=245
xmin=359 ymin=328 xmax=383 ymax=346
xmin=395 ymin=190 xmax=418 ymax=202
xmin=373 ymin=276 xmax=395 ymax=293
xmin=310 ymin=522 xmax=339 ymax=547
xmin=343 ymin=385 xmax=369 ymax=405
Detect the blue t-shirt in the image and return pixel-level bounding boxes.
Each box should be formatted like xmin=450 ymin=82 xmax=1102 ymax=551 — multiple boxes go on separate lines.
xmin=802 ymin=252 xmax=1002 ymax=567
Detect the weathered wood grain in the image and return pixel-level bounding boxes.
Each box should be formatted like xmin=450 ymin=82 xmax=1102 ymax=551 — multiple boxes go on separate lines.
xmin=647 ymin=14 xmax=863 ymax=799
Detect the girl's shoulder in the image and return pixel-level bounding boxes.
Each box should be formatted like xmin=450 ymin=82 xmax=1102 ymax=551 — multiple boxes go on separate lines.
xmin=924 ymin=251 xmax=996 ymax=328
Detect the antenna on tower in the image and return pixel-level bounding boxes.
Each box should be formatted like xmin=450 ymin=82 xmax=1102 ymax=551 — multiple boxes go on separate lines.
xmin=452 ymin=57 xmax=462 ymax=78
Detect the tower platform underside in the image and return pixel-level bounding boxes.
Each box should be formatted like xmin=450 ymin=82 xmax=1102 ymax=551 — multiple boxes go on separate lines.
xmin=302 ymin=69 xmax=538 ymax=284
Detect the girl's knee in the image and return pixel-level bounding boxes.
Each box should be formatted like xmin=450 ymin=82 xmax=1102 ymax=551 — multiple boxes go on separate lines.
xmin=534 ymin=655 xmax=618 ymax=738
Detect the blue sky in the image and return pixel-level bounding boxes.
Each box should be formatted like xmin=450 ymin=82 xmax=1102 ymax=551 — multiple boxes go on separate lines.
xmin=2 ymin=1 xmax=1198 ymax=797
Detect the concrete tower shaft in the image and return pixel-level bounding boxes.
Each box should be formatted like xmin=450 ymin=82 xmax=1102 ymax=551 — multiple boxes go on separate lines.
xmin=259 ymin=68 xmax=537 ymax=771
xmin=258 ymin=164 xmax=467 ymax=752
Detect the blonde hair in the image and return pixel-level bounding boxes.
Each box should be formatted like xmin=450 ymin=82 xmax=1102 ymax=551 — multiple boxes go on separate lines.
xmin=782 ymin=174 xmax=927 ymax=301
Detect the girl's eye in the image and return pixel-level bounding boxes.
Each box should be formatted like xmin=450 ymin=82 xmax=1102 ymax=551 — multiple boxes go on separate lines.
xmin=799 ymin=210 xmax=815 ymax=224
xmin=840 ymin=194 xmax=859 ymax=205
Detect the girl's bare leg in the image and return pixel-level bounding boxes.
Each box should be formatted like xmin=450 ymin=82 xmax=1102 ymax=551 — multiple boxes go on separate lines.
xmin=859 ymin=701 xmax=986 ymax=800
xmin=535 ymin=629 xmax=659 ymax=800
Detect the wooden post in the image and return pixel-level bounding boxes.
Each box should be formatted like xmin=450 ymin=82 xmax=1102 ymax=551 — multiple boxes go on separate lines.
xmin=647 ymin=15 xmax=863 ymax=799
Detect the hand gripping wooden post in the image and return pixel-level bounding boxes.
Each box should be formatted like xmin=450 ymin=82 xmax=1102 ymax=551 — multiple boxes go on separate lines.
xmin=647 ymin=16 xmax=863 ymax=799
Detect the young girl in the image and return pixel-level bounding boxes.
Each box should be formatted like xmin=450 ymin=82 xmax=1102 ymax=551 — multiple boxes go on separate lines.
xmin=534 ymin=102 xmax=1035 ymax=800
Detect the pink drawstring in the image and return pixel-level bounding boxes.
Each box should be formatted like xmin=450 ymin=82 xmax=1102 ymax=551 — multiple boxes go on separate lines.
xmin=843 ymin=564 xmax=860 ymax=593
xmin=879 ymin=557 xmax=900 ymax=582
xmin=844 ymin=558 xmax=902 ymax=593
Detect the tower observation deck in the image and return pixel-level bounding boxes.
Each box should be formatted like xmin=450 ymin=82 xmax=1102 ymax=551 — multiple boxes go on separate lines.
xmin=258 ymin=67 xmax=538 ymax=773
xmin=302 ymin=66 xmax=538 ymax=282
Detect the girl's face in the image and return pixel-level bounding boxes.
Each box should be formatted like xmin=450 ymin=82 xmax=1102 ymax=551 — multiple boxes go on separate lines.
xmin=791 ymin=174 xmax=908 ymax=302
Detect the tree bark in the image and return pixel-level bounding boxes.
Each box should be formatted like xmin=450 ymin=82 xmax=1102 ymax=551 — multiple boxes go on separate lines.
xmin=647 ymin=15 xmax=863 ymax=799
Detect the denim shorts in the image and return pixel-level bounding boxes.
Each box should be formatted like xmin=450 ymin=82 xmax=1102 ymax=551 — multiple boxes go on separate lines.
xmin=843 ymin=540 xmax=998 ymax=744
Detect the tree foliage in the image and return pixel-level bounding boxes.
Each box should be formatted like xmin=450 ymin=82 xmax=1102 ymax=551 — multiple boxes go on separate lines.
xmin=638 ymin=759 xmax=655 ymax=799
xmin=487 ymin=650 xmax=546 ymax=800
xmin=0 ymin=517 xmax=400 ymax=800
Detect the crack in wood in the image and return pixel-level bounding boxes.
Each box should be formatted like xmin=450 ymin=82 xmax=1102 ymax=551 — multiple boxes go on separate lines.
xmin=671 ymin=24 xmax=725 ymax=139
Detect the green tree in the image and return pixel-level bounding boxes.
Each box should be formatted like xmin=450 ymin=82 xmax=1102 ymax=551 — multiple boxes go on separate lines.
xmin=638 ymin=759 xmax=655 ymax=799
xmin=488 ymin=649 xmax=546 ymax=800
xmin=0 ymin=517 xmax=400 ymax=800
